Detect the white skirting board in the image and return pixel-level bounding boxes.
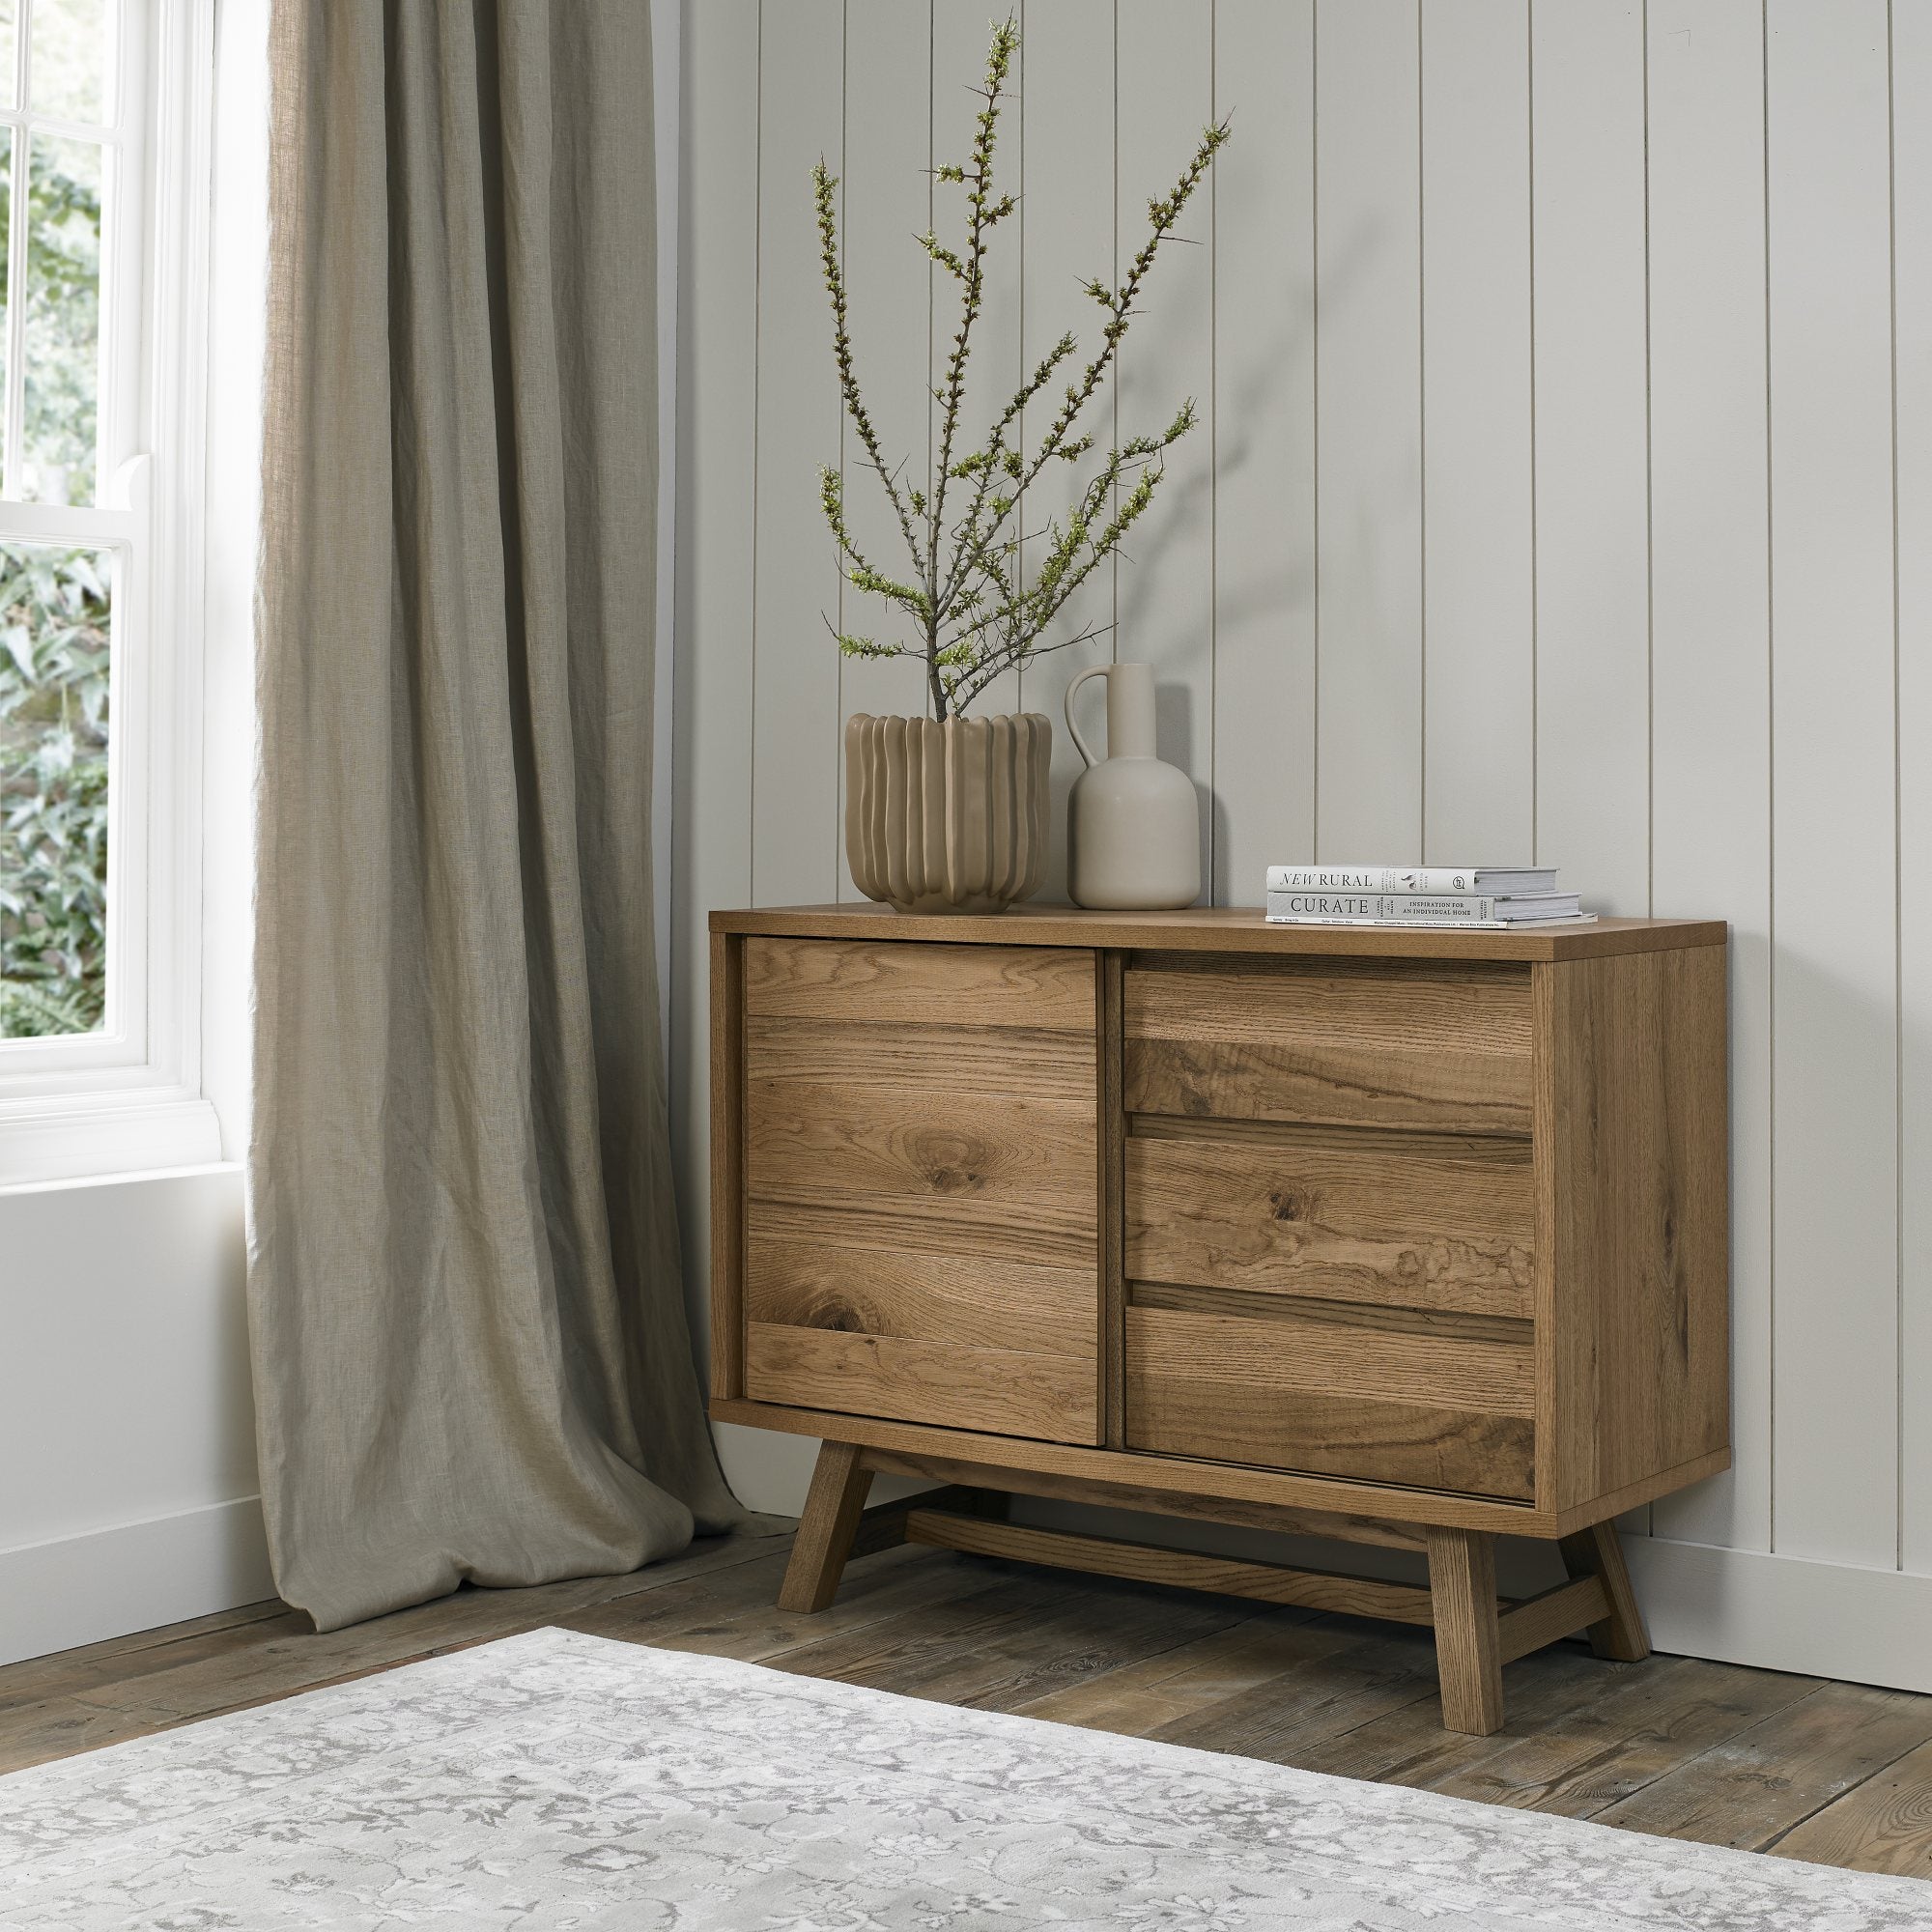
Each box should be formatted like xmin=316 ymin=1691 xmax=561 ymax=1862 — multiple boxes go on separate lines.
xmin=1627 ymin=1535 xmax=1932 ymax=1695
xmin=0 ymin=1495 xmax=275 ymax=1669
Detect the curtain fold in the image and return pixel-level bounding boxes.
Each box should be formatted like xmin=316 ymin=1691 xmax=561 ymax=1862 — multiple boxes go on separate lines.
xmin=250 ymin=0 xmax=738 ymax=1634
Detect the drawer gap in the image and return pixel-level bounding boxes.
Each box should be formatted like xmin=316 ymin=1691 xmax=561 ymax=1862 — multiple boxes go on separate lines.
xmin=1129 ymin=1281 xmax=1531 ymax=1349
xmin=1126 ymin=951 xmax=1532 ymax=987
xmin=1129 ymin=1112 xmax=1532 ymax=1148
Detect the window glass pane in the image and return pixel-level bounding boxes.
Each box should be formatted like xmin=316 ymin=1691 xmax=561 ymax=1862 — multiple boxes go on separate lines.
xmin=0 ymin=1 xmax=17 ymax=113
xmin=0 ymin=137 xmax=11 ymax=464
xmin=21 ymin=133 xmax=99 ymax=506
xmin=29 ymin=0 xmax=106 ymax=126
xmin=0 ymin=542 xmax=111 ymax=1038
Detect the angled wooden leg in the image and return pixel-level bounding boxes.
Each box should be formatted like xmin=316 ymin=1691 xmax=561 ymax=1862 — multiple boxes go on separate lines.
xmin=778 ymin=1440 xmax=873 ymax=1612
xmin=1427 ymin=1527 xmax=1504 ymax=1736
xmin=1558 ymin=1520 xmax=1652 ymax=1662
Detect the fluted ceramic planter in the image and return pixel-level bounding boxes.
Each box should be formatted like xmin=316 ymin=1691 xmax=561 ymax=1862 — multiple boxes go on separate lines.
xmin=844 ymin=712 xmax=1052 ymax=915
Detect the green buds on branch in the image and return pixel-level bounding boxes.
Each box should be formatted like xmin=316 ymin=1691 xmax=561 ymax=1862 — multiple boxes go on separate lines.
xmin=814 ymin=15 xmax=1229 ymax=720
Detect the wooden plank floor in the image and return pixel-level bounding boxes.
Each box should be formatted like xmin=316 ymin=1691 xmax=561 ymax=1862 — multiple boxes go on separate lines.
xmin=4 ymin=1525 xmax=1932 ymax=1883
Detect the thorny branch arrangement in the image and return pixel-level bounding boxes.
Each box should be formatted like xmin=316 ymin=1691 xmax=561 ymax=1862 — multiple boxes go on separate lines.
xmin=814 ymin=17 xmax=1229 ymax=720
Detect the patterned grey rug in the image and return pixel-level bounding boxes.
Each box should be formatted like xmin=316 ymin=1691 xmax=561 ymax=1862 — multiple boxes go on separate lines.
xmin=1 ymin=1627 xmax=1925 ymax=1929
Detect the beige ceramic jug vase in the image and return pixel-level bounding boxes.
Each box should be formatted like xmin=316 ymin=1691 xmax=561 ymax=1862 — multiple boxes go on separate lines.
xmin=1065 ymin=662 xmax=1200 ymax=909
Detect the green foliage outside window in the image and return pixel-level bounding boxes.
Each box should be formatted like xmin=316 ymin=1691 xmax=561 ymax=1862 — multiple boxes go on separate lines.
xmin=0 ymin=143 xmax=109 ymax=1039
xmin=0 ymin=545 xmax=110 ymax=1037
xmin=24 ymin=140 xmax=104 ymax=502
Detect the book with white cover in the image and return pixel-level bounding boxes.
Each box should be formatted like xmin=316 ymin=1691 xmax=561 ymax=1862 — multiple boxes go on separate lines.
xmin=1265 ymin=890 xmax=1581 ymax=924
xmin=1265 ymin=864 xmax=1558 ymax=895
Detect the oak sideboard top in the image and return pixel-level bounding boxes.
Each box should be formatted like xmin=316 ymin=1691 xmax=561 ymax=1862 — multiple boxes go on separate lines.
xmin=709 ymin=901 xmax=1726 ymax=963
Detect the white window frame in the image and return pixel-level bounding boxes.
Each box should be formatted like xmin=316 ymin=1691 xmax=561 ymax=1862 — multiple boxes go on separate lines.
xmin=0 ymin=0 xmax=219 ymax=1183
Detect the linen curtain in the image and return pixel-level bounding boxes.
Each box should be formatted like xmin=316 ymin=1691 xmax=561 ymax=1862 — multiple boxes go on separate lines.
xmin=249 ymin=0 xmax=739 ymax=1632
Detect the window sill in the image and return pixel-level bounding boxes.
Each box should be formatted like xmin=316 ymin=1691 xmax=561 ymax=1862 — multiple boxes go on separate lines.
xmin=0 ymin=1089 xmax=224 ymax=1188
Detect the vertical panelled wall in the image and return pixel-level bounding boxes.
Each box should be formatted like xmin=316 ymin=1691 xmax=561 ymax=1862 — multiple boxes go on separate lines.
xmin=678 ymin=0 xmax=1932 ymax=1644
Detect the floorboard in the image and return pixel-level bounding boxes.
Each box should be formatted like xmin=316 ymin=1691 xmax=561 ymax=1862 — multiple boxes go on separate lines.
xmin=2 ymin=1531 xmax=1929 ymax=1882
xmin=1774 ymin=1734 xmax=1932 ymax=1875
xmin=1011 ymin=1609 xmax=1325 ymax=1733
xmin=1289 ymin=1637 xmax=1627 ymax=1785
xmin=1152 ymin=1618 xmax=1451 ymax=1762
xmin=1417 ymin=1653 xmax=1824 ymax=1817
xmin=1592 ymin=1679 xmax=1932 ymax=1850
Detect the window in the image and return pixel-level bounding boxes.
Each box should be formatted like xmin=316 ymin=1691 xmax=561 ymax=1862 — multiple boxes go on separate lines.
xmin=0 ymin=0 xmax=220 ymax=1179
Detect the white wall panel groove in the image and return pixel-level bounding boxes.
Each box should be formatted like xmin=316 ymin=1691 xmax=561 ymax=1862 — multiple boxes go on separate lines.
xmin=1892 ymin=0 xmax=1932 ymax=1581
xmin=1117 ymin=0 xmax=1217 ymax=895
xmin=1209 ymin=0 xmax=1315 ymax=904
xmin=837 ymin=1 xmax=934 ymax=896
xmin=1312 ymin=0 xmax=1424 ymax=863
xmin=1644 ymin=0 xmax=1772 ymax=1556
xmin=1529 ymin=0 xmax=1650 ymax=917
xmin=751 ymin=1 xmax=845 ymax=906
xmin=1017 ymin=0 xmax=1118 ymax=904
xmin=1420 ymin=0 xmax=1534 ymax=867
xmin=1764 ymin=0 xmax=1899 ymax=1570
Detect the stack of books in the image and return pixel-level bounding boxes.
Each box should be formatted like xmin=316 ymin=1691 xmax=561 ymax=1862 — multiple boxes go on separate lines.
xmin=1264 ymin=865 xmax=1594 ymax=928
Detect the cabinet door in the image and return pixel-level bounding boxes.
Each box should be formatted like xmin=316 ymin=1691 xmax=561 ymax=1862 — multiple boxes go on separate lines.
xmin=740 ymin=936 xmax=1100 ymax=1444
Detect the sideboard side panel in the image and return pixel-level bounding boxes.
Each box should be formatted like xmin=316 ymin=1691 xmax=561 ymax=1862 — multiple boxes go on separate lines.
xmin=709 ymin=928 xmax=748 ymax=1400
xmin=1099 ymin=950 xmax=1127 ymax=1448
xmin=1535 ymin=944 xmax=1732 ymax=1515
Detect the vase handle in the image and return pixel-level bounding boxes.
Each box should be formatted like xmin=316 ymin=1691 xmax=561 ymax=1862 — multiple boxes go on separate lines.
xmin=1064 ymin=663 xmax=1111 ymax=770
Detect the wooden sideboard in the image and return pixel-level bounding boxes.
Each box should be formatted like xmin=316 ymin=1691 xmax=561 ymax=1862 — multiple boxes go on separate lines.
xmin=707 ymin=903 xmax=1730 ymax=1733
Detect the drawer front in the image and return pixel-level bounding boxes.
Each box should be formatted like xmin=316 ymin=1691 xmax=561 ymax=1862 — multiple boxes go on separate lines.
xmin=1126 ymin=1122 xmax=1534 ymax=1321
xmin=1124 ymin=957 xmax=1532 ymax=1135
xmin=1125 ymin=1300 xmax=1535 ymax=1499
xmin=742 ymin=936 xmax=1100 ymax=1445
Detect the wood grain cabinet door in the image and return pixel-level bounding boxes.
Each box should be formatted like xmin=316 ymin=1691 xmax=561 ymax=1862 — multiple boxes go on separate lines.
xmin=739 ymin=936 xmax=1101 ymax=1444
